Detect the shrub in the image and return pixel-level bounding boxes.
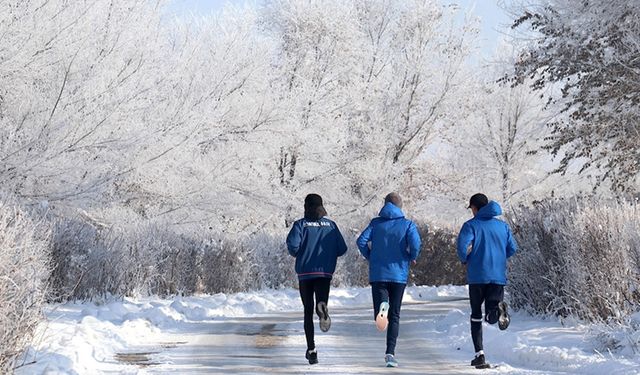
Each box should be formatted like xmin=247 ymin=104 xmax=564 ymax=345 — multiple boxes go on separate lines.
xmin=249 ymin=232 xmax=297 ymax=289
xmin=45 ymin=215 xmax=465 ymax=300
xmin=509 ymin=198 xmax=640 ymax=322
xmin=48 ymin=218 xmax=203 ymax=299
xmin=201 ymin=236 xmax=260 ymax=293
xmin=48 ymin=216 xmax=113 ymax=301
xmin=148 ymin=229 xmax=201 ymax=297
xmin=0 ymin=199 xmax=50 ymax=373
xmin=48 ymin=215 xmax=269 ymax=299
xmin=332 ymin=229 xmax=369 ymax=287
xmin=410 ymin=223 xmax=466 ymax=286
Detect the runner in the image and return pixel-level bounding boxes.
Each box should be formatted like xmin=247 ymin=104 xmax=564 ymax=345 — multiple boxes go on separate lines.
xmin=356 ymin=192 xmax=422 ymax=367
xmin=286 ymin=193 xmax=348 ymax=365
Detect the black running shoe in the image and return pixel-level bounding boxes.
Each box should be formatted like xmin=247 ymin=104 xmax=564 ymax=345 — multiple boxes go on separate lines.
xmin=498 ymin=301 xmax=510 ymax=330
xmin=305 ymin=349 xmax=318 ymax=365
xmin=316 ymin=301 xmax=331 ymax=332
xmin=471 ymin=354 xmax=490 ymax=369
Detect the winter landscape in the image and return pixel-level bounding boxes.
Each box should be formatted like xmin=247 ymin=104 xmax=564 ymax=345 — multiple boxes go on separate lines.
xmin=0 ymin=0 xmax=638 ymax=374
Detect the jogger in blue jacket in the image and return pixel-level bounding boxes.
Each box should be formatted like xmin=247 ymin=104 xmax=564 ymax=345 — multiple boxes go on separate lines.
xmin=457 ymin=193 xmax=517 ymax=369
xmin=356 ymin=192 xmax=421 ymax=367
xmin=286 ymin=193 xmax=347 ymax=365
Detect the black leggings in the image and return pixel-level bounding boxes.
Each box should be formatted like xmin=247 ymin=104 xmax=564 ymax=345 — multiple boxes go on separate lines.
xmin=371 ymin=281 xmax=406 ymax=355
xmin=469 ymin=283 xmax=504 ymax=352
xmin=299 ymin=278 xmax=331 ymax=351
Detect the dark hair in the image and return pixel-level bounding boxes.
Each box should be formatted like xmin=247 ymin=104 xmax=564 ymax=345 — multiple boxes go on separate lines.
xmin=304 ymin=193 xmax=327 ymax=220
xmin=384 ymin=192 xmax=403 ymax=208
xmin=468 ymin=193 xmax=488 ymax=209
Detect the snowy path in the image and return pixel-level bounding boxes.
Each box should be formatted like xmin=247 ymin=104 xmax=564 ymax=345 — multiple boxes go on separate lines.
xmin=123 ymin=298 xmax=476 ymax=374
xmin=19 ymin=286 xmax=639 ymax=374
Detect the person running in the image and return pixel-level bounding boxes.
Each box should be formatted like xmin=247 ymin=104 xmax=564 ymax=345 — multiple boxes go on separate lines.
xmin=286 ymin=193 xmax=348 ymax=365
xmin=456 ymin=193 xmax=518 ymax=369
xmin=356 ymin=192 xmax=422 ymax=368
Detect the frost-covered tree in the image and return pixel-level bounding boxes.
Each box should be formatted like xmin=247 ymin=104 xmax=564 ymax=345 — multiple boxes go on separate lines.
xmin=460 ymin=50 xmax=558 ymax=208
xmin=0 ymin=1 xmax=277 ymax=231
xmin=260 ymin=0 xmax=358 ymax=222
xmin=0 ymin=1 xmax=181 ymax=207
xmin=510 ymin=0 xmax=640 ymax=194
xmin=0 ymin=0 xmax=480 ymax=232
xmin=124 ymin=7 xmax=278 ymax=231
xmin=476 ymin=82 xmax=548 ymax=207
xmin=346 ymin=0 xmax=478 ymax=213
xmin=260 ymin=0 xmax=478 ymax=220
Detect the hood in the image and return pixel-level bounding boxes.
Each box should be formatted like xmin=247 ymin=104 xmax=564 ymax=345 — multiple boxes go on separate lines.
xmin=378 ymin=202 xmax=405 ymax=219
xmin=476 ymin=201 xmax=502 ymax=220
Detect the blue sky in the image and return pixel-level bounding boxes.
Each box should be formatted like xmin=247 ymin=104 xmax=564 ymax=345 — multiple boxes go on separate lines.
xmin=457 ymin=0 xmax=514 ymax=57
xmin=166 ymin=0 xmax=235 ymax=16
xmin=166 ymin=0 xmax=513 ymax=56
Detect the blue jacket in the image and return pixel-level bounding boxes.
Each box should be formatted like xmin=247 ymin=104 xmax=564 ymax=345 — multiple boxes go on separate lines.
xmin=456 ymin=201 xmax=517 ymax=285
xmin=356 ymin=202 xmax=422 ymax=284
xmin=286 ymin=217 xmax=347 ymax=280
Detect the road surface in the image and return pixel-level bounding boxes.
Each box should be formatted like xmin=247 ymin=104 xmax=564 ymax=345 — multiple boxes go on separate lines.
xmin=113 ymin=297 xmax=511 ymax=374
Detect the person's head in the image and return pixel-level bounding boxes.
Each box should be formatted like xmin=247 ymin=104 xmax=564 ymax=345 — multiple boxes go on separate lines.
xmin=467 ymin=193 xmax=488 ymax=216
xmin=384 ymin=192 xmax=403 ymax=208
xmin=304 ymin=193 xmax=327 ymax=220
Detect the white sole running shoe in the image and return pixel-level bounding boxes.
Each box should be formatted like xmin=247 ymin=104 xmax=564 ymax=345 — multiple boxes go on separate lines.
xmin=376 ymin=301 xmax=389 ymax=331
xmin=385 ymin=354 xmax=398 ymax=367
xmin=316 ymin=301 xmax=331 ymax=332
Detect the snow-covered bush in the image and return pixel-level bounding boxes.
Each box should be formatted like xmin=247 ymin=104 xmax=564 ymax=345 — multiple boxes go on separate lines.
xmin=250 ymin=232 xmax=297 ymax=289
xmin=509 ymin=198 xmax=640 ymax=322
xmin=410 ymin=223 xmax=465 ymax=286
xmin=49 ymin=214 xmax=294 ymax=298
xmin=201 ymin=236 xmax=260 ymax=294
xmin=45 ymin=215 xmax=473 ymax=300
xmin=590 ymin=311 xmax=640 ymax=356
xmin=48 ymin=217 xmax=197 ymax=299
xmin=332 ymin=229 xmax=369 ymax=288
xmin=48 ymin=216 xmax=108 ymax=301
xmin=147 ymin=229 xmax=201 ymax=297
xmin=48 ymin=216 xmax=147 ymax=300
xmin=0 ymin=198 xmax=50 ymax=373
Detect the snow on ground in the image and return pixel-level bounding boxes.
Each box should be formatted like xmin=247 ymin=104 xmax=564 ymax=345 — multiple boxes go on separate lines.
xmin=16 ymin=286 xmax=640 ymax=374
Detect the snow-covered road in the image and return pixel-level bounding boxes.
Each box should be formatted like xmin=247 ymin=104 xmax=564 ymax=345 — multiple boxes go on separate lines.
xmin=18 ymin=286 xmax=640 ymax=374
xmin=120 ymin=298 xmax=476 ymax=374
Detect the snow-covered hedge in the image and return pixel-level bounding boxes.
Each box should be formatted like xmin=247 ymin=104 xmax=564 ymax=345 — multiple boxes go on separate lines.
xmin=47 ymin=218 xmax=354 ymax=298
xmin=46 ymin=215 xmax=467 ymax=300
xmin=411 ymin=223 xmax=466 ymax=286
xmin=509 ymin=198 xmax=640 ymax=322
xmin=0 ymin=198 xmax=50 ymax=373
xmin=49 ymin=218 xmax=166 ymax=300
xmin=48 ymin=219 xmax=232 ymax=299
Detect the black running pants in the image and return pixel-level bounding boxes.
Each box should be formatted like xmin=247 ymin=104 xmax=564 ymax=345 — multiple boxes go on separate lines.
xmin=469 ymin=283 xmax=504 ymax=352
xmin=371 ymin=281 xmax=406 ymax=356
xmin=299 ymin=277 xmax=331 ymax=351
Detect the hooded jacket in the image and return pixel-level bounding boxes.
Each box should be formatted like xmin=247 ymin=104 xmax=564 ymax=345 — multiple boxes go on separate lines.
xmin=286 ymin=217 xmax=347 ymax=280
xmin=356 ymin=202 xmax=422 ymax=283
xmin=456 ymin=201 xmax=518 ymax=285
